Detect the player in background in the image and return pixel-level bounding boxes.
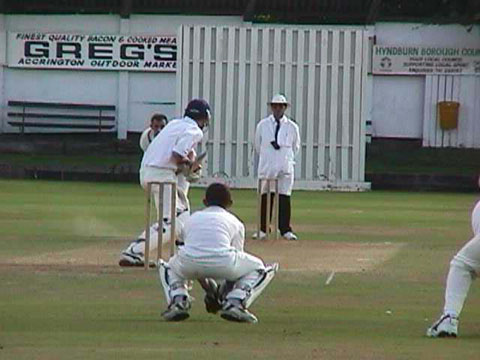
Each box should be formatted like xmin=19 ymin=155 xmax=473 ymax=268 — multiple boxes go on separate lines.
xmin=119 ymin=100 xmax=210 ymax=267
xmin=158 ymin=183 xmax=278 ymax=323
xmin=427 ymin=176 xmax=480 ymax=337
xmin=253 ymin=94 xmax=300 ymax=241
xmin=139 ymin=113 xmax=168 ymax=152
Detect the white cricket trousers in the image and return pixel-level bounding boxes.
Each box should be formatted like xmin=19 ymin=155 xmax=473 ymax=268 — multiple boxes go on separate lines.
xmin=133 ymin=166 xmax=190 ymax=255
xmin=139 ymin=166 xmax=190 ymax=216
xmin=443 ymin=200 xmax=480 ymax=317
xmin=167 ymin=249 xmax=266 ymax=302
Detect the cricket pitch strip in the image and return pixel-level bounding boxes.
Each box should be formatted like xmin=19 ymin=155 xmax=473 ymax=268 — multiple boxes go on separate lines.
xmin=3 ymin=239 xmax=403 ymax=273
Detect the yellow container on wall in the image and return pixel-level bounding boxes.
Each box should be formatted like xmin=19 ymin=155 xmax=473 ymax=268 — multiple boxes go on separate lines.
xmin=438 ymin=101 xmax=460 ymax=130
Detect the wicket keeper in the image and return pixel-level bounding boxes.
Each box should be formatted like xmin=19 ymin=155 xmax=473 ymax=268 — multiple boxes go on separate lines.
xmin=158 ymin=183 xmax=279 ymax=323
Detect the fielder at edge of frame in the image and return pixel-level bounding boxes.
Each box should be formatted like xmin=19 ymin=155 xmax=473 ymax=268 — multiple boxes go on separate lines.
xmin=427 ymin=175 xmax=480 ymax=338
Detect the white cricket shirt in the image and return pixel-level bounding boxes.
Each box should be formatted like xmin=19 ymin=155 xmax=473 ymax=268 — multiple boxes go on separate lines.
xmin=139 ymin=127 xmax=156 ymax=152
xmin=180 ymin=206 xmax=245 ymax=259
xmin=473 ymin=200 xmax=480 ymax=236
xmin=141 ymin=117 xmax=203 ymax=170
xmin=254 ymin=114 xmax=300 ymax=178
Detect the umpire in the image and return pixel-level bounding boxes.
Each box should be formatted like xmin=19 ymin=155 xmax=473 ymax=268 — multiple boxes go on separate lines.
xmin=254 ymin=94 xmax=300 ymax=241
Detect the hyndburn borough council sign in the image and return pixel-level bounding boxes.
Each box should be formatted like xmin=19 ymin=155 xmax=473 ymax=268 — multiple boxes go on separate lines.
xmin=373 ymin=45 xmax=480 ymax=76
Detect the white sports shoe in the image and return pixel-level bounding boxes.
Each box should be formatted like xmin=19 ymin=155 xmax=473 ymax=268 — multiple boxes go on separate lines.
xmin=220 ymin=302 xmax=258 ymax=324
xmin=119 ymin=239 xmax=146 ymax=267
xmin=282 ymin=231 xmax=298 ymax=241
xmin=252 ymin=231 xmax=267 ymax=240
xmin=119 ymin=239 xmax=157 ymax=267
xmin=162 ymin=298 xmax=191 ymax=322
xmin=427 ymin=314 xmax=459 ymax=338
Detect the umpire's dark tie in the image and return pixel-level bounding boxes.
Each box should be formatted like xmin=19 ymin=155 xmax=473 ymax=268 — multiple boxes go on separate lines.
xmin=271 ymin=119 xmax=281 ymax=150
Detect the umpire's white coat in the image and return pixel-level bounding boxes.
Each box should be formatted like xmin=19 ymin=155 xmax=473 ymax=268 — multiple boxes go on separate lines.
xmin=254 ymin=115 xmax=300 ymax=195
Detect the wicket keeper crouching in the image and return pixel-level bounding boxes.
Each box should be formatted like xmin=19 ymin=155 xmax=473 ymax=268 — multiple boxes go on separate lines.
xmin=158 ymin=183 xmax=279 ymax=323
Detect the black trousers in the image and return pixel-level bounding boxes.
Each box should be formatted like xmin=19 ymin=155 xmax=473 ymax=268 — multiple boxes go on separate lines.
xmin=260 ymin=193 xmax=292 ymax=235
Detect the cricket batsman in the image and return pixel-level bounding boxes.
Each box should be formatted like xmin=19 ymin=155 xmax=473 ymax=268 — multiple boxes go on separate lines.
xmin=427 ymin=176 xmax=480 ymax=337
xmin=132 ymin=112 xmax=173 ymax=249
xmin=119 ymin=99 xmax=210 ymax=267
xmin=158 ymin=183 xmax=279 ymax=323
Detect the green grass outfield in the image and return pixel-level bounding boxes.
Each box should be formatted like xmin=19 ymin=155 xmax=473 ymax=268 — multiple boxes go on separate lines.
xmin=1 ymin=179 xmax=480 ymax=359
xmin=1 ymin=143 xmax=479 ymax=176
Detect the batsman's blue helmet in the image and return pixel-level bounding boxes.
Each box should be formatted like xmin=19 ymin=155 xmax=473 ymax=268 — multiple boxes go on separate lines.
xmin=184 ymin=99 xmax=211 ymax=121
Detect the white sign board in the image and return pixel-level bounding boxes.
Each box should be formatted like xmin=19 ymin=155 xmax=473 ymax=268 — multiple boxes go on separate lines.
xmin=373 ymin=45 xmax=480 ymax=75
xmin=7 ymin=32 xmax=177 ymax=72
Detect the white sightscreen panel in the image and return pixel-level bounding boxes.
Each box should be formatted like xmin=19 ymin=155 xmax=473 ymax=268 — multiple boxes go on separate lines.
xmin=305 ymin=30 xmax=316 ymax=180
xmin=177 ymin=25 xmax=369 ymax=188
xmin=352 ymin=30 xmax=363 ymax=181
xmin=236 ymin=28 xmax=247 ymax=178
xmin=358 ymin=31 xmax=369 ymax=182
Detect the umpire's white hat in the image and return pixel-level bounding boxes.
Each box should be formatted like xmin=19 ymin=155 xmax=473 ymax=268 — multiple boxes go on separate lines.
xmin=269 ymin=94 xmax=288 ymax=105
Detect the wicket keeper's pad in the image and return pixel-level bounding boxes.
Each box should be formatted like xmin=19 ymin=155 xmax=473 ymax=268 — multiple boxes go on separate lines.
xmin=160 ymin=251 xmax=272 ymax=308
xmin=140 ymin=166 xmax=179 ymax=217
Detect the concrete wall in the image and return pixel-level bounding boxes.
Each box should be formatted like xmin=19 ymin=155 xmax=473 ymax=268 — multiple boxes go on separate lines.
xmin=0 ymin=14 xmax=243 ymax=138
xmin=372 ymin=23 xmax=480 ymax=139
xmin=0 ymin=15 xmax=479 ymax=141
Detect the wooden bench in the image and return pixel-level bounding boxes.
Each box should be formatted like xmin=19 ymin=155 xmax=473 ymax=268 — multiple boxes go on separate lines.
xmin=7 ymin=101 xmax=116 ymax=134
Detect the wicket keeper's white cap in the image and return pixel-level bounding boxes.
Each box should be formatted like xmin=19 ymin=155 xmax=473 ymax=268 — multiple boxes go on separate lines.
xmin=269 ymin=94 xmax=288 ymax=105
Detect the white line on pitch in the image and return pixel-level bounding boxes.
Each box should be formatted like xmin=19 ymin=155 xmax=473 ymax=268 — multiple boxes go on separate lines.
xmin=325 ymin=271 xmax=336 ymax=285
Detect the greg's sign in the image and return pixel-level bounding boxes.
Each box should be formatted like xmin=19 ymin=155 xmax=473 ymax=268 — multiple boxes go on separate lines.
xmin=7 ymin=32 xmax=177 ymax=72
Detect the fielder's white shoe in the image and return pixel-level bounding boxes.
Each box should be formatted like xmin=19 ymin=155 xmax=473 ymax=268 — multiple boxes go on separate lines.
xmin=162 ymin=298 xmax=191 ymax=322
xmin=252 ymin=231 xmax=267 ymax=240
xmin=282 ymin=231 xmax=298 ymax=241
xmin=427 ymin=314 xmax=459 ymax=338
xmin=220 ymin=302 xmax=258 ymax=324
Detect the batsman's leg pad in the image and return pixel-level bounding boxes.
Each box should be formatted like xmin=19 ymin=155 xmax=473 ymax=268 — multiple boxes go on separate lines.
xmin=130 ymin=222 xmax=165 ymax=256
xmin=158 ymin=260 xmax=189 ymax=305
xmin=226 ymin=263 xmax=279 ymax=308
